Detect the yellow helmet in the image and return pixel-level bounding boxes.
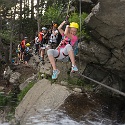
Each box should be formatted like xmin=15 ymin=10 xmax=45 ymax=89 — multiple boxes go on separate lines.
xmin=26 ymin=43 xmax=30 ymax=47
xmin=70 ymin=22 xmax=79 ymax=29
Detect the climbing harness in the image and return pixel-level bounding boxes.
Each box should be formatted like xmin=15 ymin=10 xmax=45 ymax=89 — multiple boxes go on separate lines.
xmin=55 ymin=34 xmax=78 ymax=61
xmin=55 ymin=36 xmax=70 ymax=59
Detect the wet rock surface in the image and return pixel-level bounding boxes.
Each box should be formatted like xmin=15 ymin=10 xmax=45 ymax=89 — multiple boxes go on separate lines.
xmin=60 ymin=92 xmax=125 ymax=124
xmin=15 ymin=79 xmax=70 ymax=125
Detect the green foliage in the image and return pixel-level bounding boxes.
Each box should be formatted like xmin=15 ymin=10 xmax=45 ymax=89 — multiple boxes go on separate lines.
xmin=0 ymin=0 xmax=17 ymax=8
xmin=42 ymin=4 xmax=64 ymax=25
xmin=21 ymin=18 xmax=37 ymax=39
xmin=69 ymin=12 xmax=89 ymax=37
xmin=0 ymin=30 xmax=12 ymax=43
xmin=18 ymin=81 xmax=35 ymax=102
xmin=68 ymin=76 xmax=84 ymax=86
xmin=0 ymin=93 xmax=8 ymax=106
xmin=43 ymin=8 xmax=91 ymax=41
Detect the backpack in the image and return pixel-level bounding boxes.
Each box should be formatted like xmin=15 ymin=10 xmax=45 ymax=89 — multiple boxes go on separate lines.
xmin=35 ymin=37 xmax=39 ymax=44
xmin=38 ymin=32 xmax=43 ymax=41
xmin=21 ymin=40 xmax=26 ymax=49
xmin=56 ymin=32 xmax=62 ymax=46
xmin=16 ymin=44 xmax=21 ymax=53
xmin=72 ymin=39 xmax=79 ymax=56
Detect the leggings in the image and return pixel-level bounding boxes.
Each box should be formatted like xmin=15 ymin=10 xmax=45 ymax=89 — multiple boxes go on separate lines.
xmin=47 ymin=44 xmax=73 ymax=60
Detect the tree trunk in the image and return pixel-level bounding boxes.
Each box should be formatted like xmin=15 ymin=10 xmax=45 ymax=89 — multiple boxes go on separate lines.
xmin=37 ymin=0 xmax=40 ymax=32
xmin=9 ymin=11 xmax=14 ymax=62
xmin=31 ymin=0 xmax=34 ymax=19
xmin=24 ymin=0 xmax=26 ymax=18
xmin=0 ymin=15 xmax=2 ymax=43
xmin=19 ymin=0 xmax=22 ymax=40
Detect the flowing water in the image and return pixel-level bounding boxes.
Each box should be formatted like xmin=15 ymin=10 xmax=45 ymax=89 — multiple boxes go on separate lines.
xmin=21 ymin=109 xmax=124 ymax=125
xmin=24 ymin=92 xmax=125 ymax=125
xmin=1 ymin=92 xmax=125 ymax=125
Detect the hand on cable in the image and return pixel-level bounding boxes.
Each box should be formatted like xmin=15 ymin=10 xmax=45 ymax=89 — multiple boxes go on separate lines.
xmin=65 ymin=15 xmax=70 ymax=25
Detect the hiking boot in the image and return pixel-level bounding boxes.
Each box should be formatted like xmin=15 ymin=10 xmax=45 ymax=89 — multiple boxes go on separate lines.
xmin=71 ymin=65 xmax=78 ymax=73
xmin=52 ymin=69 xmax=60 ymax=79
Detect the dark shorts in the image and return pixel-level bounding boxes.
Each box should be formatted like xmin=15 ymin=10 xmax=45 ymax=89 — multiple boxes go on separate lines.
xmin=21 ymin=47 xmax=25 ymax=52
xmin=24 ymin=53 xmax=30 ymax=61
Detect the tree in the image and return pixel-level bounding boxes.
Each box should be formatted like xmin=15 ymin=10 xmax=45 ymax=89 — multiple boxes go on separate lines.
xmin=31 ymin=0 xmax=34 ymax=19
xmin=37 ymin=0 xmax=40 ymax=32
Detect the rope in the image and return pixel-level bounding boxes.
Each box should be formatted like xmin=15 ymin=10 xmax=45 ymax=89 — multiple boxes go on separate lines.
xmin=78 ymin=72 xmax=125 ymax=97
xmin=78 ymin=0 xmax=82 ymax=62
xmin=67 ymin=0 xmax=71 ymax=16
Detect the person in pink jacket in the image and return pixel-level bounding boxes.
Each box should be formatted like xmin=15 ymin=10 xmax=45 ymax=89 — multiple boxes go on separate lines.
xmin=47 ymin=20 xmax=79 ymax=79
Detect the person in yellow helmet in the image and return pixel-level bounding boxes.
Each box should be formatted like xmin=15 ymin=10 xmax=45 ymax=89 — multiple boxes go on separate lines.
xmin=24 ymin=42 xmax=31 ymax=66
xmin=26 ymin=43 xmax=30 ymax=47
xmin=47 ymin=20 xmax=79 ymax=79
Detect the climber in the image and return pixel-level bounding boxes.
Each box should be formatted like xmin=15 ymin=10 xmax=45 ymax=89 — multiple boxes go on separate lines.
xmin=48 ymin=22 xmax=59 ymax=49
xmin=34 ymin=34 xmax=39 ymax=55
xmin=20 ymin=37 xmax=28 ymax=62
xmin=47 ymin=20 xmax=79 ymax=79
xmin=24 ymin=43 xmax=30 ymax=66
xmin=16 ymin=43 xmax=21 ymax=64
xmin=39 ymin=27 xmax=48 ymax=62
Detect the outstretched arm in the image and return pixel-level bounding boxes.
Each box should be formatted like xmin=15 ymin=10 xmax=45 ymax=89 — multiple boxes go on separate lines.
xmin=64 ymin=25 xmax=72 ymax=39
xmin=58 ymin=21 xmax=66 ymax=35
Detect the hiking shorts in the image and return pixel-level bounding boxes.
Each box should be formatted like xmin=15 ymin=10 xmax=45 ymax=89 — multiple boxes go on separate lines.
xmin=21 ymin=47 xmax=25 ymax=52
xmin=47 ymin=44 xmax=73 ymax=60
xmin=40 ymin=44 xmax=46 ymax=49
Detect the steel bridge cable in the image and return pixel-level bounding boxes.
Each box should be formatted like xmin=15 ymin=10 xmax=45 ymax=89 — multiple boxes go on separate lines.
xmin=78 ymin=0 xmax=83 ymax=79
xmin=79 ymin=72 xmax=125 ymax=97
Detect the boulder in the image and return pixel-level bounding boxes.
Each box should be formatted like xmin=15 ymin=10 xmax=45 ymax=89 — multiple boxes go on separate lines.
xmin=15 ymin=79 xmax=70 ymax=125
xmin=9 ymin=72 xmax=21 ymax=84
xmin=80 ymin=0 xmax=125 ymax=91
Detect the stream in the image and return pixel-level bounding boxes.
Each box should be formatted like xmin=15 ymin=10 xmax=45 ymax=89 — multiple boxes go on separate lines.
xmin=21 ymin=92 xmax=125 ymax=125
xmin=1 ymin=91 xmax=125 ymax=125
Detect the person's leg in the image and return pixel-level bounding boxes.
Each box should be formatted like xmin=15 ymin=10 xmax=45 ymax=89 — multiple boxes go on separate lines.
xmin=21 ymin=48 xmax=25 ymax=61
xmin=47 ymin=49 xmax=60 ymax=79
xmin=63 ymin=44 xmax=75 ymax=65
xmin=42 ymin=49 xmax=45 ymax=60
xmin=63 ymin=44 xmax=78 ymax=72
xmin=39 ymin=47 xmax=41 ymax=57
xmin=47 ymin=49 xmax=59 ymax=70
xmin=20 ymin=52 xmax=23 ymax=61
xmin=35 ymin=44 xmax=37 ymax=53
xmin=22 ymin=52 xmax=24 ymax=61
xmin=36 ymin=44 xmax=39 ymax=54
xmin=20 ymin=49 xmax=23 ymax=60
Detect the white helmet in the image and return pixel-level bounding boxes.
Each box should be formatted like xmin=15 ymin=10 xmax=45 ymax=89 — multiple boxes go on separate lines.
xmin=42 ymin=27 xmax=47 ymax=30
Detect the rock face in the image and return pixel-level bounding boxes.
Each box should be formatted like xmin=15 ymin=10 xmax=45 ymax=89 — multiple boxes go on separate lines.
xmin=80 ymin=0 xmax=125 ymax=91
xmin=15 ymin=79 xmax=70 ymax=125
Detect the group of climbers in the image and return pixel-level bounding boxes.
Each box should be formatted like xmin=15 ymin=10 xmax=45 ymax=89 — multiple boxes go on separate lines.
xmin=33 ymin=22 xmax=59 ymax=63
xmin=16 ymin=37 xmax=31 ymax=66
xmin=15 ymin=18 xmax=79 ymax=79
